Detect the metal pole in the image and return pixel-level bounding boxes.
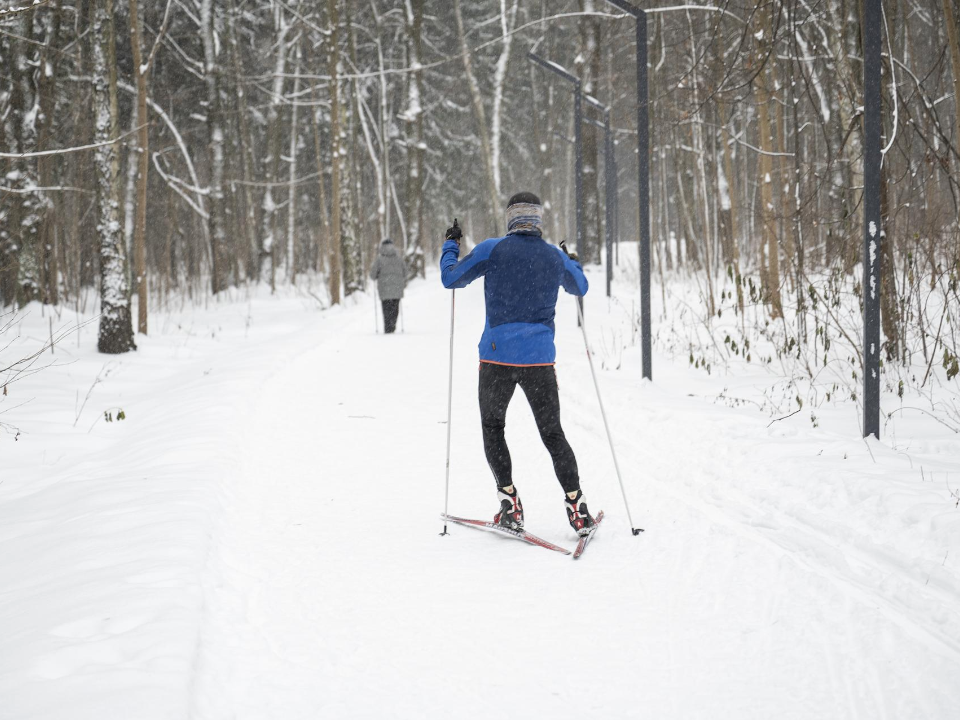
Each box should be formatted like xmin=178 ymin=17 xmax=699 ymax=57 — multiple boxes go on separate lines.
xmin=600 ymin=0 xmax=651 ymax=380
xmin=574 ymin=85 xmax=585 ymax=324
xmin=613 ymin=141 xmax=620 ymax=266
xmin=441 ymin=290 xmax=456 ymax=535
xmin=574 ymin=85 xmax=584 ymax=255
xmin=616 ymin=158 xmax=621 ymax=265
xmin=863 ymin=0 xmax=881 ymax=439
xmin=604 ymin=111 xmax=614 ymax=298
xmin=579 ymin=110 xmax=613 ymax=296
xmin=636 ymin=11 xmax=652 ymax=381
xmin=528 ymin=52 xmax=588 ymax=324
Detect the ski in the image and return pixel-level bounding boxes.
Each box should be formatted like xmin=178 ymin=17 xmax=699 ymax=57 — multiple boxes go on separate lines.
xmin=440 ymin=513 xmax=572 ymax=555
xmin=572 ymin=510 xmax=604 ymax=559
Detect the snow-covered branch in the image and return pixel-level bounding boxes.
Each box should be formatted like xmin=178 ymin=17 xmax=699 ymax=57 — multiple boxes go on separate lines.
xmin=0 ymin=0 xmax=53 ymax=19
xmin=0 ymin=125 xmax=144 ymax=159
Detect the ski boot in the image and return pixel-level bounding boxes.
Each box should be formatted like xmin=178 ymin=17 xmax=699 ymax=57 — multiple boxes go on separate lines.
xmin=494 ymin=485 xmax=524 ymax=531
xmin=565 ymin=489 xmax=596 ymax=536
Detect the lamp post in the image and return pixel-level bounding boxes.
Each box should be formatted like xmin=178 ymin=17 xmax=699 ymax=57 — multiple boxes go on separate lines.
xmin=528 ymin=51 xmax=588 ymax=323
xmin=863 ymin=0 xmax=881 ymax=438
xmin=584 ymin=94 xmax=616 ymax=298
xmin=600 ymin=0 xmax=651 ymax=380
xmin=528 ymin=52 xmax=584 ymax=256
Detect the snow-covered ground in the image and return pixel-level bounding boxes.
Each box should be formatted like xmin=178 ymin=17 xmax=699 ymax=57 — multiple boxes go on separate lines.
xmin=2 ymin=261 xmax=959 ymax=719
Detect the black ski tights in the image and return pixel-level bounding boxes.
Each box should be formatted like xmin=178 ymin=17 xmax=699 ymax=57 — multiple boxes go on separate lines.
xmin=478 ymin=362 xmax=580 ymax=494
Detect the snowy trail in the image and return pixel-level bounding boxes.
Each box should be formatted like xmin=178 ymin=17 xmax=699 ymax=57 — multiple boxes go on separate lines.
xmin=190 ymin=284 xmax=653 ymax=717
xmin=4 ymin=269 xmax=957 ymax=718
xmin=186 ymin=275 xmax=959 ymax=719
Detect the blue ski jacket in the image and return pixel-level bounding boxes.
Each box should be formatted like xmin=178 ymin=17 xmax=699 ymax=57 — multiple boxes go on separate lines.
xmin=440 ymin=231 xmax=589 ymax=366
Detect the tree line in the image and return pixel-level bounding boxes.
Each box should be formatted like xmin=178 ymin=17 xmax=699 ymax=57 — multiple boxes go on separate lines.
xmin=1 ymin=0 xmax=958 ymax=368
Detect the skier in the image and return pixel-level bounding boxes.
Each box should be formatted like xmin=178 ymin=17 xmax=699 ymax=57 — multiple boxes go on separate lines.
xmin=440 ymin=192 xmax=595 ymax=536
xmin=369 ymin=238 xmax=407 ymax=334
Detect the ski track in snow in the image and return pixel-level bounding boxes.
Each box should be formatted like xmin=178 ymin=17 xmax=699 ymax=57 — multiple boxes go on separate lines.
xmin=2 ymin=270 xmax=959 ymax=719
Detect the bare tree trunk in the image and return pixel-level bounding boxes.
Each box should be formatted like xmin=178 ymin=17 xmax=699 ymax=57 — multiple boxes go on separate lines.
xmin=490 ymin=0 xmax=520 ymax=212
xmin=943 ymin=0 xmax=960 ymax=170
xmin=756 ymin=6 xmax=783 ymax=319
xmin=261 ymin=7 xmax=290 ymax=289
xmin=346 ymin=2 xmax=368 ymax=279
xmin=332 ymin=2 xmax=361 ymax=296
xmin=37 ymin=3 xmax=63 ymax=306
xmin=452 ymin=0 xmax=500 ymax=231
xmin=578 ymin=0 xmax=602 ymax=264
xmin=774 ymin=52 xmax=796 ymax=292
xmin=686 ymin=11 xmax=715 ymax=315
xmin=403 ymin=0 xmax=426 ymax=275
xmin=129 ymin=0 xmax=149 ymax=332
xmin=534 ymin=3 xmax=556 ymax=238
xmin=831 ymin=0 xmax=865 ymax=274
xmin=327 ymin=0 xmax=343 ymax=304
xmin=287 ymin=40 xmax=302 ymax=284
xmin=311 ymin=89 xmax=331 ymax=275
xmin=371 ymin=1 xmax=392 ymax=243
xmin=789 ymin=0 xmax=806 ymax=337
xmin=660 ymin=147 xmax=673 ymax=271
xmin=6 ymin=11 xmax=45 ymax=305
xmin=718 ymin=101 xmax=743 ymax=317
xmin=0 ymin=97 xmax=14 ymax=305
xmin=202 ymin=0 xmax=229 ymax=295
xmin=228 ymin=0 xmax=260 ymax=281
xmin=92 ymin=0 xmax=135 ymax=353
xmin=358 ymin=1 xmax=389 ymax=250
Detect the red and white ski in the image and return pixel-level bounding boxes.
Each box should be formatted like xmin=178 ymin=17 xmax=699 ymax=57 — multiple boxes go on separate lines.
xmin=440 ymin=513 xmax=572 ymax=555
xmin=572 ymin=510 xmax=604 ymax=559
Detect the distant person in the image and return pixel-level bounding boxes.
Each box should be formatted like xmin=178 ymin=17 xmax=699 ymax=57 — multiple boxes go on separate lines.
xmin=369 ymin=238 xmax=407 ymax=334
xmin=439 ymin=192 xmax=595 ymax=536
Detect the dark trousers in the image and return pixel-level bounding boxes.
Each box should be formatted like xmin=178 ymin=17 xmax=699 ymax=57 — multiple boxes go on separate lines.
xmin=381 ymin=299 xmax=400 ymax=333
xmin=478 ymin=362 xmax=580 ymax=494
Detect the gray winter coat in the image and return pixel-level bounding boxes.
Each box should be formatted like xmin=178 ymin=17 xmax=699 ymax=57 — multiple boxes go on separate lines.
xmin=369 ymin=240 xmax=407 ymax=300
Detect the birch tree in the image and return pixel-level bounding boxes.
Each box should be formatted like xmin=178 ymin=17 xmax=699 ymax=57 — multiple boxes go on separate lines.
xmin=452 ymin=0 xmax=493 ymax=231
xmin=577 ymin=0 xmax=602 ymax=264
xmin=942 ymin=0 xmax=960 ymax=180
xmin=756 ymin=3 xmax=783 ymax=318
xmin=202 ymin=0 xmax=230 ymax=295
xmin=5 ymin=11 xmax=44 ymax=304
xmin=327 ymin=0 xmax=344 ymax=304
xmin=286 ymin=37 xmax=302 ymax=284
xmin=91 ymin=0 xmax=135 ymax=353
xmin=128 ymin=0 xmax=153 ymax=332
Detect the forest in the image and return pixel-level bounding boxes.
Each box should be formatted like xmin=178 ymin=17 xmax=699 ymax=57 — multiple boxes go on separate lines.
xmin=1 ymin=0 xmax=959 ymax=386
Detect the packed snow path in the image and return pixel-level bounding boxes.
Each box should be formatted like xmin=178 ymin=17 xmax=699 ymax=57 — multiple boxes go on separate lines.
xmin=189 ymin=276 xmax=958 ymax=719
xmin=3 ymin=269 xmax=959 ymax=719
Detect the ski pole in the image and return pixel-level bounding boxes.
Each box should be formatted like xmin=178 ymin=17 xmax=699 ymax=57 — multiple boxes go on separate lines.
xmin=441 ymin=218 xmax=461 ymax=536
xmin=400 ymin=299 xmax=405 ymax=333
xmin=573 ymin=276 xmax=644 ymax=536
xmin=441 ymin=287 xmax=456 ymax=536
xmin=374 ymin=285 xmax=380 ymax=334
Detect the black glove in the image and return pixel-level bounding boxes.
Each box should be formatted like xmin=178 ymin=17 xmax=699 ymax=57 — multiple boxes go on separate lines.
xmin=560 ymin=241 xmax=579 ymax=262
xmin=445 ymin=218 xmax=463 ymax=244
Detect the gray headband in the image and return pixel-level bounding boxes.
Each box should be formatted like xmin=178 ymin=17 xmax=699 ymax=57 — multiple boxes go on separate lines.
xmin=506 ymin=202 xmax=544 ymax=234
